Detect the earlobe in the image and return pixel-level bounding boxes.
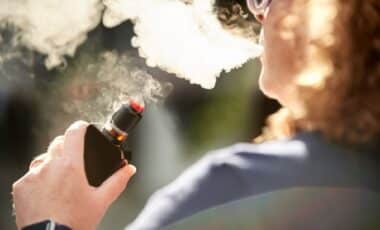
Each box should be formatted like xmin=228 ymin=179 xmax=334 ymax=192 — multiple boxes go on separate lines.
xmin=255 ymin=14 xmax=265 ymax=23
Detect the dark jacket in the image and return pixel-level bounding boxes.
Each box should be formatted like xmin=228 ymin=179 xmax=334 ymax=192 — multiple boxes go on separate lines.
xmin=128 ymin=132 xmax=380 ymax=229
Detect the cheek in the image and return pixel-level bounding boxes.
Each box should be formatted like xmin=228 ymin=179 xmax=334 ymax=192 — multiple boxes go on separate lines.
xmin=259 ymin=32 xmax=299 ymax=100
xmin=259 ymin=0 xmax=307 ymax=98
xmin=258 ymin=65 xmax=278 ymax=99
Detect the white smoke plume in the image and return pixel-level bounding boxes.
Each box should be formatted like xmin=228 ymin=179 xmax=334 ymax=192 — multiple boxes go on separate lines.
xmin=1 ymin=0 xmax=262 ymax=89
xmin=0 ymin=0 xmax=103 ymax=69
xmin=0 ymin=24 xmax=35 ymax=82
xmin=61 ymin=51 xmax=173 ymax=123
xmin=103 ymin=0 xmax=263 ymax=89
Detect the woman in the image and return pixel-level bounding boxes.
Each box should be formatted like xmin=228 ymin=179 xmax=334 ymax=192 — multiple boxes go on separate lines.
xmin=12 ymin=0 xmax=380 ymax=229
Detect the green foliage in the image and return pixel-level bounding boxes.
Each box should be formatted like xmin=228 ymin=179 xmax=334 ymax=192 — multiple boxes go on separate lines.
xmin=186 ymin=59 xmax=261 ymax=155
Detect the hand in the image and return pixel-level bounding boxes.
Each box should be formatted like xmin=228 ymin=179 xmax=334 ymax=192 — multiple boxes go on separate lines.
xmin=12 ymin=121 xmax=136 ymax=230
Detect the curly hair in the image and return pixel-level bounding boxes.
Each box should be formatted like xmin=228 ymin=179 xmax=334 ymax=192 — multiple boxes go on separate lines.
xmin=257 ymin=0 xmax=380 ymax=144
xmin=214 ymin=0 xmax=260 ymax=39
xmin=214 ymin=0 xmax=380 ymax=144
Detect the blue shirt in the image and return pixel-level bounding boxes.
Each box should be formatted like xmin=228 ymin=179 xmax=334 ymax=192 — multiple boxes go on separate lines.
xmin=127 ymin=132 xmax=380 ymax=229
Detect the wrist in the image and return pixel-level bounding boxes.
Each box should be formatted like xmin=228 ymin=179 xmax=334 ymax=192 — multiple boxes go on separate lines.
xmin=21 ymin=220 xmax=71 ymax=230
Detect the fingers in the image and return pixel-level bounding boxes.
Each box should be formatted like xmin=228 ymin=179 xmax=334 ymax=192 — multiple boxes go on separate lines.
xmin=63 ymin=121 xmax=89 ymax=162
xmin=28 ymin=133 xmax=65 ymax=170
xmin=96 ymin=163 xmax=136 ymax=206
xmin=47 ymin=135 xmax=65 ymax=157
xmin=29 ymin=153 xmax=48 ymax=170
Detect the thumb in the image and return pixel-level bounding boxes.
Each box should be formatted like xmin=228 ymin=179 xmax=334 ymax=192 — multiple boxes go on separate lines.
xmin=96 ymin=163 xmax=136 ymax=206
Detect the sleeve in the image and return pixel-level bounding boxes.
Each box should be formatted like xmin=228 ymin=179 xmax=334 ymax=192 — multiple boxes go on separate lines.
xmin=127 ymin=141 xmax=311 ymax=230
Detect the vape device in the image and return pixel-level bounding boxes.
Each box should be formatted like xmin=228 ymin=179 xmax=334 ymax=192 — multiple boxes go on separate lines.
xmin=84 ymin=99 xmax=144 ymax=187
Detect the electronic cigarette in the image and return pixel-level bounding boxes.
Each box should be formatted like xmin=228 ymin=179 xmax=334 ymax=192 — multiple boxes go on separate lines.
xmin=84 ymin=99 xmax=144 ymax=187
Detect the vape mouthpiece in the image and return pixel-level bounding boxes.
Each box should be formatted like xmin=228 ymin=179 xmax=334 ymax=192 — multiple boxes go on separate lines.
xmin=111 ymin=100 xmax=143 ymax=133
xmin=102 ymin=99 xmax=144 ymax=145
xmin=129 ymin=98 xmax=145 ymax=113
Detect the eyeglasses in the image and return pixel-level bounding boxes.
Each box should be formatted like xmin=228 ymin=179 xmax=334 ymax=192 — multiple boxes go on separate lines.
xmin=246 ymin=0 xmax=272 ymax=15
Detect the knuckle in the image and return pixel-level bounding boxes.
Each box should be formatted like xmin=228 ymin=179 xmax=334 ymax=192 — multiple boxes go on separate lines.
xmin=48 ymin=142 xmax=63 ymax=155
xmin=55 ymin=135 xmax=65 ymax=142
xmin=12 ymin=181 xmax=21 ymax=192
xmin=51 ymin=136 xmax=64 ymax=145
xmin=33 ymin=153 xmax=48 ymax=161
xmin=75 ymin=120 xmax=89 ymax=127
xmin=29 ymin=158 xmax=44 ymax=169
xmin=61 ymin=159 xmax=76 ymax=171
xmin=12 ymin=174 xmax=33 ymax=192
xmin=66 ymin=121 xmax=89 ymax=134
xmin=65 ymin=127 xmax=78 ymax=137
xmin=49 ymin=137 xmax=64 ymax=149
xmin=23 ymin=172 xmax=37 ymax=182
xmin=38 ymin=163 xmax=49 ymax=174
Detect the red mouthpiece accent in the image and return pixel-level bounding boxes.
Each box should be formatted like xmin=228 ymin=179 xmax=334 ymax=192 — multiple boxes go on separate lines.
xmin=129 ymin=99 xmax=144 ymax=113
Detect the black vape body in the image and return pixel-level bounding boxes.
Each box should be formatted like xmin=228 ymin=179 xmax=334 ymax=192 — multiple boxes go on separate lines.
xmin=84 ymin=125 xmax=125 ymax=187
xmin=83 ymin=101 xmax=143 ymax=187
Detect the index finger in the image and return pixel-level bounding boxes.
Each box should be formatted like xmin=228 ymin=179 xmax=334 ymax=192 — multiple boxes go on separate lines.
xmin=63 ymin=120 xmax=89 ymax=162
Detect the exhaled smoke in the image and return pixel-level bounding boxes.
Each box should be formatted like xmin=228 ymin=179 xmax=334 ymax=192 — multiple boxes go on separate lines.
xmin=62 ymin=51 xmax=173 ymax=123
xmin=1 ymin=0 xmax=262 ymax=89
xmin=103 ymin=0 xmax=263 ymax=89
xmin=0 ymin=0 xmax=103 ymax=69
xmin=0 ymin=24 xmax=35 ymax=83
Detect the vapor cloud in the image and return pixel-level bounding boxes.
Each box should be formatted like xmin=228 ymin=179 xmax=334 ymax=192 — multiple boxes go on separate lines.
xmin=1 ymin=0 xmax=262 ymax=89
xmin=0 ymin=0 xmax=103 ymax=69
xmin=103 ymin=0 xmax=263 ymax=89
xmin=62 ymin=51 xmax=172 ymax=122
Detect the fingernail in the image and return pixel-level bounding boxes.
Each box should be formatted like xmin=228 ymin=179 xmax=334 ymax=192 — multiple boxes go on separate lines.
xmin=128 ymin=164 xmax=137 ymax=175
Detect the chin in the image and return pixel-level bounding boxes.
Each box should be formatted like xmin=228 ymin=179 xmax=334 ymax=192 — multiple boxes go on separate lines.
xmin=258 ymin=62 xmax=294 ymax=108
xmin=258 ymin=69 xmax=280 ymax=100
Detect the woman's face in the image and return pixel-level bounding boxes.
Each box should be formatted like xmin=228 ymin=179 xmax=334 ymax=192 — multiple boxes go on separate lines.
xmin=249 ymin=0 xmax=308 ymax=107
xmin=249 ymin=0 xmax=335 ymax=107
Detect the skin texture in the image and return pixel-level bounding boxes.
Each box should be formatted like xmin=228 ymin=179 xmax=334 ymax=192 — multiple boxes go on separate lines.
xmin=12 ymin=121 xmax=136 ymax=230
